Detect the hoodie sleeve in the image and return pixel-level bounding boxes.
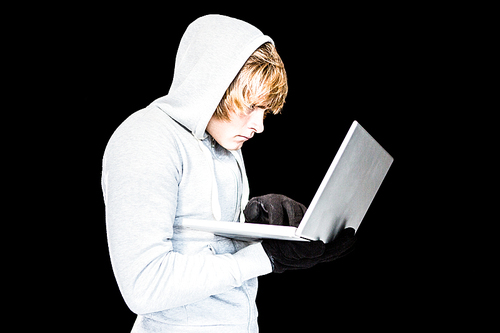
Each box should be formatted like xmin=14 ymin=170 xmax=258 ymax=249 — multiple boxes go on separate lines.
xmin=101 ymin=111 xmax=272 ymax=315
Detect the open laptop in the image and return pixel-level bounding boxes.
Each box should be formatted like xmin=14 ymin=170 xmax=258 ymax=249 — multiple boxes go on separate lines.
xmin=180 ymin=121 xmax=393 ymax=243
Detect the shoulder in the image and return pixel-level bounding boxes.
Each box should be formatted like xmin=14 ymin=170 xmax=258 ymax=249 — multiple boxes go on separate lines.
xmin=111 ymin=107 xmax=178 ymax=141
xmin=104 ymin=107 xmax=185 ymax=172
xmin=107 ymin=106 xmax=187 ymax=148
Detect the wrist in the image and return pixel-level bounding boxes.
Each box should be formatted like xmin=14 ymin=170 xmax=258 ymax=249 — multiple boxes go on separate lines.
xmin=233 ymin=242 xmax=273 ymax=280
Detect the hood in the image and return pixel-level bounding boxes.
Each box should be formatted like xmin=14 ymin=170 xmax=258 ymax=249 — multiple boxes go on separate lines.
xmin=153 ymin=14 xmax=273 ymax=140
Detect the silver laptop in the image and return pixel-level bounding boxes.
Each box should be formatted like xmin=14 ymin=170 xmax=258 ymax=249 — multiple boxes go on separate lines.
xmin=180 ymin=121 xmax=393 ymax=243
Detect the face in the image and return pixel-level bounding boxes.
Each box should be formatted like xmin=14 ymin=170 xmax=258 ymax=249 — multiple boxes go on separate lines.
xmin=206 ymin=107 xmax=266 ymax=150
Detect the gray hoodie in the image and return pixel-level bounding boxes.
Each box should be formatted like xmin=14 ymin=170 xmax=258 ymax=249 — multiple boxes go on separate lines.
xmin=102 ymin=15 xmax=274 ymax=332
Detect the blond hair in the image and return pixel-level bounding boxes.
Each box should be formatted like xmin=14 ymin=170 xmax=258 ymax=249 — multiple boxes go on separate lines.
xmin=214 ymin=43 xmax=288 ymax=121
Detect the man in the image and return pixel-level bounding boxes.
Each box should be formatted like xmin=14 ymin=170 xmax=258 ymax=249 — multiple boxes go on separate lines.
xmin=102 ymin=14 xmax=355 ymax=332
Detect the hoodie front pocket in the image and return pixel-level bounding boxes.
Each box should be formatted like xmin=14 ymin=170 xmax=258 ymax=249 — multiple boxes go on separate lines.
xmin=184 ymin=286 xmax=250 ymax=326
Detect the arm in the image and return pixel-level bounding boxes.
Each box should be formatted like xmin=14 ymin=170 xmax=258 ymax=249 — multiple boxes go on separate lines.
xmin=102 ymin=117 xmax=271 ymax=314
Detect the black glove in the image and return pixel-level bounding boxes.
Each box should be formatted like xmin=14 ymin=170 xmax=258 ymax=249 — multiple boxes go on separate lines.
xmin=262 ymin=228 xmax=357 ymax=273
xmin=244 ymin=194 xmax=307 ymax=227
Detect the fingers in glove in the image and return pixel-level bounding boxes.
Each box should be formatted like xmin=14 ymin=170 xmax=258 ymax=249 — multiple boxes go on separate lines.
xmin=273 ymin=256 xmax=321 ymax=272
xmin=259 ymin=194 xmax=285 ymax=226
xmin=282 ymin=199 xmax=307 ymax=227
xmin=285 ymin=240 xmax=325 ymax=260
xmin=243 ymin=198 xmax=269 ymax=224
xmin=260 ymin=194 xmax=306 ymax=226
xmin=320 ymin=228 xmax=357 ymax=262
xmin=264 ymin=239 xmax=325 ymax=261
xmin=262 ymin=239 xmax=326 ymax=273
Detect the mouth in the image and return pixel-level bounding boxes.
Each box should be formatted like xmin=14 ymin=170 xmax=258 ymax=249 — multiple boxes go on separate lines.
xmin=236 ymin=135 xmax=251 ymax=141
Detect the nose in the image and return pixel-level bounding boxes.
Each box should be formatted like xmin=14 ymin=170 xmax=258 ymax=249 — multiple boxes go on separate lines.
xmin=249 ymin=109 xmax=265 ymax=134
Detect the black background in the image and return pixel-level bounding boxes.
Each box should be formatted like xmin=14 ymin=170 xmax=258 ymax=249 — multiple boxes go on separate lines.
xmin=32 ymin=4 xmax=475 ymax=331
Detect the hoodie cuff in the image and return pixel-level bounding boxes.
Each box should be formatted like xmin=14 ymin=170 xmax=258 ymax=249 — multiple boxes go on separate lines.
xmin=233 ymin=242 xmax=273 ymax=282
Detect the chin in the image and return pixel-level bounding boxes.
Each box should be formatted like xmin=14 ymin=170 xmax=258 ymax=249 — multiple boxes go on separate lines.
xmin=228 ymin=143 xmax=244 ymax=151
xmin=221 ymin=141 xmax=244 ymax=151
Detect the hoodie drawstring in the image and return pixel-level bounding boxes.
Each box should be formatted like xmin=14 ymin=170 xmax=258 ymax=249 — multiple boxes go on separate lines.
xmin=198 ymin=140 xmax=222 ymax=221
xmin=198 ymin=139 xmax=249 ymax=222
xmin=230 ymin=150 xmax=249 ymax=223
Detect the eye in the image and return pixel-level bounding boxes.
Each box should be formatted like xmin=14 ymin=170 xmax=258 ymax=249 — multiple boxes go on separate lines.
xmin=244 ymin=104 xmax=256 ymax=115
